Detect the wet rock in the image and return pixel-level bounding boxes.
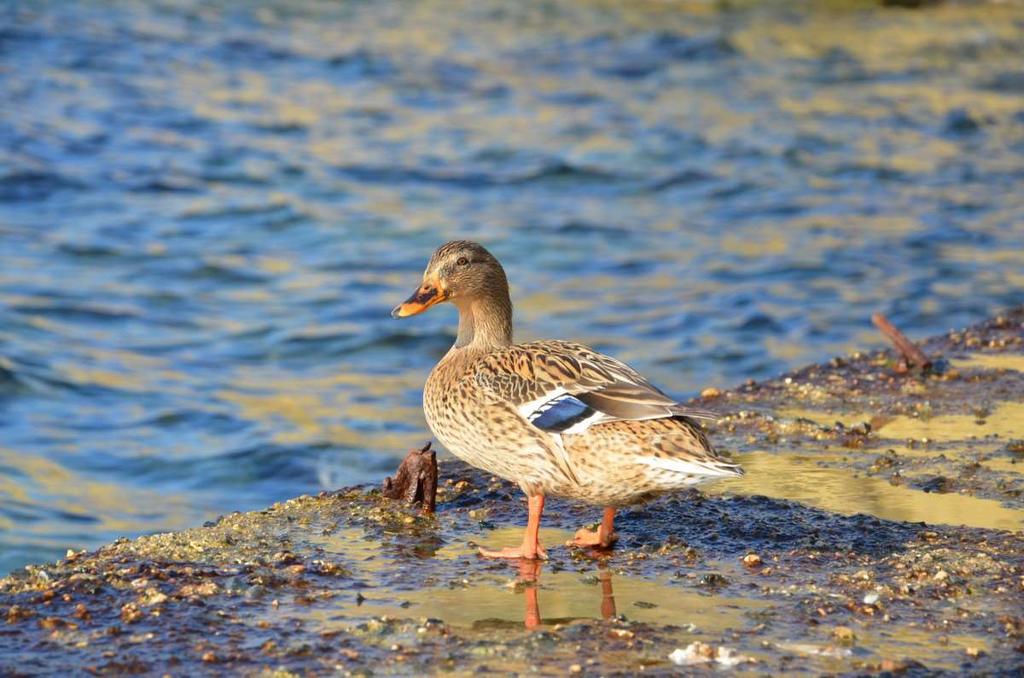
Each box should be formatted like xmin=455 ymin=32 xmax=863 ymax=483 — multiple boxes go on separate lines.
xmin=697 ymin=573 xmax=729 ymax=590
xmin=832 ymin=626 xmax=856 ymax=644
xmin=119 ymin=602 xmax=143 ymax=624
xmin=178 ymin=581 xmax=219 ymax=598
xmin=669 ymin=642 xmax=752 ymax=667
xmin=2 ymin=309 xmax=1023 ymax=675
xmin=917 ymin=476 xmax=953 ymax=494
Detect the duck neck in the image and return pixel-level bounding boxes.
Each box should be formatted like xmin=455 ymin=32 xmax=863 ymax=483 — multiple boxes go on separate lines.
xmin=454 ymin=291 xmax=513 ymax=350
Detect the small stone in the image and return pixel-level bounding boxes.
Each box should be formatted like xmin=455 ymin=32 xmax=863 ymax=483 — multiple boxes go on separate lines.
xmin=669 ymin=642 xmax=715 ymax=665
xmin=714 ymin=646 xmax=746 ymax=667
xmin=5 ymin=605 xmax=33 ymax=624
xmin=669 ymin=642 xmax=750 ymax=667
xmin=742 ymin=553 xmax=763 ymax=568
xmin=179 ymin=581 xmax=219 ymax=597
xmin=569 ymin=664 xmax=582 ymax=673
xmin=965 ymin=647 xmax=984 ymax=658
xmin=934 ymin=569 xmax=949 ymax=581
xmin=139 ymin=589 xmax=168 ymax=607
xmin=863 ymin=592 xmax=880 ymax=605
xmin=832 ymin=626 xmax=856 ymax=643
xmin=201 ymin=651 xmax=217 ymax=663
xmin=38 ymin=617 xmax=68 ymax=631
xmin=272 ymin=551 xmax=297 ymax=565
xmin=120 ymin=603 xmax=143 ymax=624
xmin=700 ymin=387 xmax=722 ymax=399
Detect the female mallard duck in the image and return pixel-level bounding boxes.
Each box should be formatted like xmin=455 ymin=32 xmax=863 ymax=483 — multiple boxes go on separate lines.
xmin=393 ymin=241 xmax=742 ymax=559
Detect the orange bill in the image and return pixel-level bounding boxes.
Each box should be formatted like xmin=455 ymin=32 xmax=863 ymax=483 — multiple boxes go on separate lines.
xmin=391 ymin=281 xmax=447 ymax=318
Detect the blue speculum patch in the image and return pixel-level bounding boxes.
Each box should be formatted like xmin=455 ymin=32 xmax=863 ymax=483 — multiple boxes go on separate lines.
xmin=529 ymin=395 xmax=595 ymax=432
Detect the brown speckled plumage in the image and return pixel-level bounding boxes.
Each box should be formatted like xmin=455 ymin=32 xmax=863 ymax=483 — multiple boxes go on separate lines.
xmin=393 ymin=241 xmax=742 ymax=556
xmin=396 ymin=241 xmax=742 ymax=503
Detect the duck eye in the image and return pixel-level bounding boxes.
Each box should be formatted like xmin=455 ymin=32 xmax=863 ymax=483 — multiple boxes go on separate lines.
xmin=456 ymin=256 xmax=470 ymax=266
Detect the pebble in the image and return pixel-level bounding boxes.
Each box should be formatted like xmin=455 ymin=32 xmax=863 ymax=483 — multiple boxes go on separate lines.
xmin=669 ymin=642 xmax=749 ymax=667
xmin=832 ymin=626 xmax=856 ymax=643
xmin=119 ymin=603 xmax=143 ymax=624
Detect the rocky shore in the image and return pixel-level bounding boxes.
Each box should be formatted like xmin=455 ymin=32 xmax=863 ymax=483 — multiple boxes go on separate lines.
xmin=3 ymin=309 xmax=1023 ymax=675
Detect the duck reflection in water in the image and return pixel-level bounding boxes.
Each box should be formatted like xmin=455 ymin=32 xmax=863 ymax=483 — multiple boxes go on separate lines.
xmin=515 ymin=560 xmax=616 ymax=631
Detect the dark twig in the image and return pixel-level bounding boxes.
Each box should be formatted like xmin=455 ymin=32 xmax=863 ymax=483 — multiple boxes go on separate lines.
xmin=382 ymin=441 xmax=438 ymax=514
xmin=872 ymin=313 xmax=932 ymax=370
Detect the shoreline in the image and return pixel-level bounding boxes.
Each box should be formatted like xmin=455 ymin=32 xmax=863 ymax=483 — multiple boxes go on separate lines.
xmin=3 ymin=308 xmax=1023 ymax=674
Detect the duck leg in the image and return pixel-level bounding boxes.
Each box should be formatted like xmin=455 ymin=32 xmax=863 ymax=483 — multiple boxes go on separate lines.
xmin=478 ymin=494 xmax=548 ymax=559
xmin=569 ymin=507 xmax=618 ymax=548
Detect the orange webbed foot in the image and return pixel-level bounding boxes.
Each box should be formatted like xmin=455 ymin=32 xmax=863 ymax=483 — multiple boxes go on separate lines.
xmin=567 ymin=525 xmax=618 ymax=549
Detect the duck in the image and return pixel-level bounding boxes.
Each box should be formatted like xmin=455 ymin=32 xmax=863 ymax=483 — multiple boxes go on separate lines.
xmin=392 ymin=240 xmax=742 ymax=559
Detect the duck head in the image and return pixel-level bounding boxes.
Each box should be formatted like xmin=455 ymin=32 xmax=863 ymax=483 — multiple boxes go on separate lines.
xmin=391 ymin=240 xmax=509 ymax=318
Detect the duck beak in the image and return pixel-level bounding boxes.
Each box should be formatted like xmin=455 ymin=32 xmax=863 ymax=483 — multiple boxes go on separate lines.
xmin=392 ymin=280 xmax=447 ymax=318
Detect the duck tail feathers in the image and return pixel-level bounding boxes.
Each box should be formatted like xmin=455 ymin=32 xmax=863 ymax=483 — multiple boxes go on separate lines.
xmin=636 ymin=454 xmax=743 ymax=483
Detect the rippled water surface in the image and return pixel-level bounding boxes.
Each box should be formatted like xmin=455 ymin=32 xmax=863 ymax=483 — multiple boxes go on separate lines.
xmin=2 ymin=0 xmax=1023 ymax=574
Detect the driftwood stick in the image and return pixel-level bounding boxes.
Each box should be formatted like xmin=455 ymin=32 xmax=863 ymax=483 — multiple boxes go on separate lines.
xmin=871 ymin=313 xmax=932 ymax=369
xmin=382 ymin=441 xmax=438 ymax=514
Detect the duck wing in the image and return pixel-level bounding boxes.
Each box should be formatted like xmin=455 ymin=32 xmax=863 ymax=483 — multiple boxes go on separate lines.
xmin=475 ymin=340 xmax=719 ymax=435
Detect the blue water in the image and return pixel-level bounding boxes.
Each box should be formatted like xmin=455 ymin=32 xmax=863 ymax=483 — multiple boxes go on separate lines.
xmin=2 ymin=0 xmax=1023 ymax=574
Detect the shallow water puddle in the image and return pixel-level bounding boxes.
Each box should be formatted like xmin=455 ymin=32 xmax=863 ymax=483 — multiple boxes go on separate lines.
xmin=288 ymin=564 xmax=768 ymax=634
xmin=777 ymin=628 xmax=990 ymax=673
xmin=952 ymin=352 xmax=1024 ymax=373
xmin=712 ymin=451 xmax=1024 ymax=532
xmin=308 ymin=527 xmax=385 ymax=562
xmin=395 ymin=571 xmax=768 ymax=631
xmin=875 ymin=402 xmax=1024 ymax=443
xmin=779 ymin=400 xmax=1024 ymax=443
xmin=855 ymin=627 xmax=992 ymax=672
xmin=292 ymin=525 xmax=769 ymax=632
xmin=980 ymin=456 xmax=1024 ymax=474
